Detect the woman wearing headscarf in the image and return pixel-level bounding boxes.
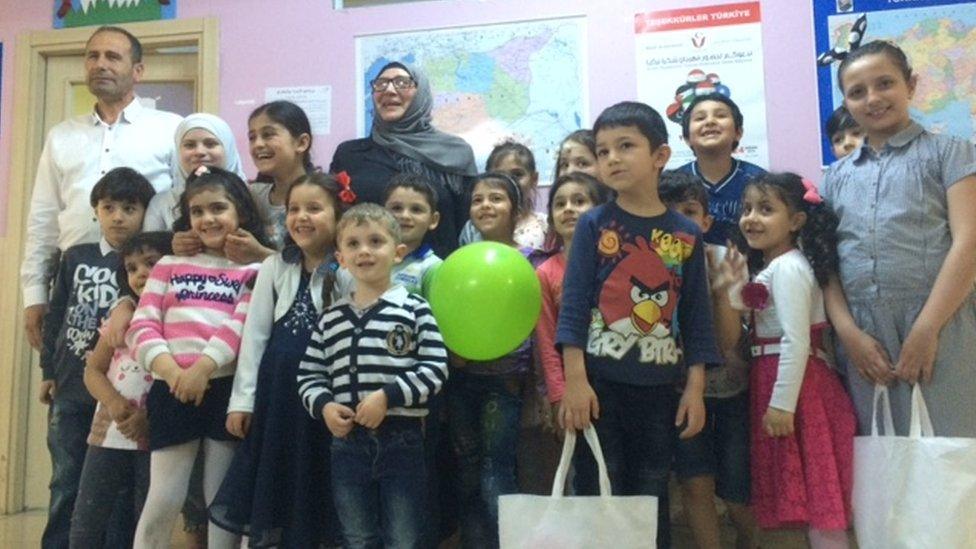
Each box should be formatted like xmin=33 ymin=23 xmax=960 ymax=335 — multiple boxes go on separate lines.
xmin=330 ymin=62 xmax=478 ymax=257
xmin=144 ymin=113 xmax=248 ymax=231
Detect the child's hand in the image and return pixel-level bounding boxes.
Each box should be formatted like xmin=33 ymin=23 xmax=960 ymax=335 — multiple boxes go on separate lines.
xmin=762 ymin=407 xmax=795 ymax=437
xmin=224 ymin=229 xmax=273 ymax=265
xmin=117 ymin=408 xmax=148 ymax=441
xmin=559 ymin=379 xmax=600 ymax=431
xmin=226 ymin=412 xmax=252 ymax=439
xmin=895 ymin=321 xmax=938 ymax=385
xmin=151 ymin=355 xmax=182 ymax=392
xmin=355 ymin=390 xmax=388 ymax=429
xmin=107 ymin=396 xmax=134 ymax=423
xmin=38 ymin=379 xmax=56 ymax=405
xmin=324 ymin=402 xmax=356 ymax=438
xmin=676 ymin=390 xmax=706 ymax=439
xmin=842 ymin=328 xmax=894 ymax=384
xmin=714 ymin=244 xmax=749 ymax=304
xmin=104 ymin=299 xmax=136 ymax=348
xmin=172 ymin=231 xmax=203 ymax=256
xmin=174 ymin=357 xmax=216 ymax=406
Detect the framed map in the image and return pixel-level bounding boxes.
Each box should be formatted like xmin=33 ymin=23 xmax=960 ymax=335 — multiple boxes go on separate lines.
xmin=813 ymin=0 xmax=976 ymax=164
xmin=356 ymin=17 xmax=587 ymax=185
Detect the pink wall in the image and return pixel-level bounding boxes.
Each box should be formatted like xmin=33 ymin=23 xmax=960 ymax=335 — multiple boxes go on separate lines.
xmin=0 ymin=0 xmax=822 ymax=228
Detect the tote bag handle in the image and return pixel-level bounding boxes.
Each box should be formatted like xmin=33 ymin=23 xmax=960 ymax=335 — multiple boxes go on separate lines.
xmin=909 ymin=384 xmax=936 ymax=438
xmin=870 ymin=384 xmax=895 ymax=436
xmin=551 ymin=426 xmax=612 ymax=498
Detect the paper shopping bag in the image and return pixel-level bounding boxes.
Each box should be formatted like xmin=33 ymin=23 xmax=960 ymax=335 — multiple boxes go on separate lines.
xmin=852 ymin=385 xmax=976 ymax=549
xmin=498 ymin=426 xmax=657 ymax=549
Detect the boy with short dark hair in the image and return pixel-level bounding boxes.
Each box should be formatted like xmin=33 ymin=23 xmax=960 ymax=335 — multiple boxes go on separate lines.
xmin=557 ymin=102 xmax=721 ymax=548
xmin=336 ymin=174 xmax=444 ymax=298
xmin=825 ymin=105 xmax=864 ymax=160
xmin=678 ymin=93 xmax=766 ymax=245
xmin=383 ymin=173 xmax=443 ymax=297
xmin=659 ymin=169 xmax=757 ymax=549
xmin=39 ymin=166 xmax=155 ymax=548
xmin=297 ymin=203 xmax=448 ymax=548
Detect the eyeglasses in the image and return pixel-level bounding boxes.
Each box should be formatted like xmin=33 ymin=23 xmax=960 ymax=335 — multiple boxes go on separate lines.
xmin=370 ymin=76 xmax=415 ymax=92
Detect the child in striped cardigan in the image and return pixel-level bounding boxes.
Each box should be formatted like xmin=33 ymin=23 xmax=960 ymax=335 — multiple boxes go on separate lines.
xmin=297 ymin=203 xmax=448 ymax=548
xmin=128 ymin=167 xmax=270 ymax=548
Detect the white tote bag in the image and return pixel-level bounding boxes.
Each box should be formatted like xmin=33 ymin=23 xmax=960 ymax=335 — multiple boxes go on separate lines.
xmin=852 ymin=385 xmax=976 ymax=549
xmin=498 ymin=426 xmax=657 ymax=549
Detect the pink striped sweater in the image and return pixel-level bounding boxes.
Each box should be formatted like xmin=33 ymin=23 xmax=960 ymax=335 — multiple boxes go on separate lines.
xmin=127 ymin=254 xmax=260 ymax=380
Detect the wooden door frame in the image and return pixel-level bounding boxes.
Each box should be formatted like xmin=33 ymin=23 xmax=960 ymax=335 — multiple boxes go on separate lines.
xmin=0 ymin=17 xmax=219 ymax=514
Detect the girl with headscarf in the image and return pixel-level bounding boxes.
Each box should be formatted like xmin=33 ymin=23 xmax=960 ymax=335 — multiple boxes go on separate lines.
xmin=144 ymin=113 xmax=248 ymax=231
xmin=330 ymin=62 xmax=477 ymax=258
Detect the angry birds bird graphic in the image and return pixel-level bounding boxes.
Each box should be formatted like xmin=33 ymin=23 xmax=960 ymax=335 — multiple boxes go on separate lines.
xmin=598 ymin=237 xmax=676 ymax=339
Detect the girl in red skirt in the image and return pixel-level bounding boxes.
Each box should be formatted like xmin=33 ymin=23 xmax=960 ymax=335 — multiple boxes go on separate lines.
xmin=724 ymin=172 xmax=856 ymax=549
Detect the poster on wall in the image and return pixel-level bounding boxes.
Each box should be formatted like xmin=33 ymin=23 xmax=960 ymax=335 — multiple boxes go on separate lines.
xmin=54 ymin=0 xmax=177 ymax=29
xmin=355 ymin=17 xmax=587 ymax=185
xmin=813 ymin=0 xmax=976 ymax=165
xmin=634 ymin=2 xmax=769 ymax=169
xmin=265 ymin=86 xmax=332 ymax=135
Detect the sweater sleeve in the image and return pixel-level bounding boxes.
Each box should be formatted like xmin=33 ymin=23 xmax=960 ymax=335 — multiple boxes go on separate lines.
xmin=296 ymin=316 xmax=334 ymax=420
xmin=767 ymin=256 xmax=814 ymax=413
xmin=677 ymin=233 xmax=722 ymax=367
xmin=227 ymin=257 xmax=277 ymax=413
xmin=40 ymin=251 xmax=72 ymax=380
xmin=535 ymin=261 xmax=565 ymax=403
xmin=555 ymin=213 xmax=599 ymax=350
xmin=127 ymin=257 xmax=174 ymax=370
xmin=383 ymin=299 xmax=449 ymax=408
xmin=201 ymin=271 xmax=254 ymax=369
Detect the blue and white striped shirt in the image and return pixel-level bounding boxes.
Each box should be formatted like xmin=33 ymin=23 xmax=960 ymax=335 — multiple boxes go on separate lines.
xmin=297 ymin=285 xmax=448 ymax=419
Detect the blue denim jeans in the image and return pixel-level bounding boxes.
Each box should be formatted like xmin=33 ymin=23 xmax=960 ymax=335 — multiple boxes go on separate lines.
xmin=43 ymin=399 xmax=94 ymax=549
xmin=331 ymin=418 xmax=427 ymax=549
xmin=447 ymin=371 xmax=522 ymax=549
xmin=573 ymin=379 xmax=677 ymax=549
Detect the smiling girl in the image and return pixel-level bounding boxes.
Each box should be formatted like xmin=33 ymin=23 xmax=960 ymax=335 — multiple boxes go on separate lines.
xmin=211 ymin=172 xmax=352 ymax=547
xmin=822 ymin=41 xmax=976 ymax=440
xmin=728 ymin=172 xmax=855 ymax=548
xmin=129 ymin=167 xmax=268 ymax=548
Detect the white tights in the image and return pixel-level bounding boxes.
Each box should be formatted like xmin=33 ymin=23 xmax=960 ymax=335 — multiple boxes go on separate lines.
xmin=133 ymin=438 xmax=239 ymax=549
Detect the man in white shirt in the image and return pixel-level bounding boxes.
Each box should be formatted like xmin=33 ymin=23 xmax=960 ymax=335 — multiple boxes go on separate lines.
xmin=21 ymin=26 xmax=181 ymax=351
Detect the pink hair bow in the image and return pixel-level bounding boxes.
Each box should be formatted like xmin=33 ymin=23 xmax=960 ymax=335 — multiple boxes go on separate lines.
xmin=801 ymin=178 xmax=823 ymax=205
xmin=194 ymin=165 xmax=210 ymax=177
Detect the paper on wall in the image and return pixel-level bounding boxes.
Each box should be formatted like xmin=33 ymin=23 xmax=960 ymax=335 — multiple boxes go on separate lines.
xmin=264 ymin=85 xmax=332 ymax=135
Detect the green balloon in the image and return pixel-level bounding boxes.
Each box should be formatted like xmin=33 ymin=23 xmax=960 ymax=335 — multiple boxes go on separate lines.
xmin=429 ymin=242 xmax=542 ymax=361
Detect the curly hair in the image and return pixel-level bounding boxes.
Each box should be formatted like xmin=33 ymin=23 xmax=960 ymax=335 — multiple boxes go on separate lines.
xmin=742 ymin=172 xmax=839 ymax=286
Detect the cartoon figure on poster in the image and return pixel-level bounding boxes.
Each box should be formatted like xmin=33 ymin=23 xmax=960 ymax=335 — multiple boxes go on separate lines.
xmin=665 ymin=69 xmax=732 ymax=126
xmin=54 ymin=0 xmax=176 ymax=29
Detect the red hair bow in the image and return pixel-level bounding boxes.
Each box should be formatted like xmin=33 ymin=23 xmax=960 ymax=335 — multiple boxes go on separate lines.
xmin=335 ymin=171 xmax=356 ymax=204
xmin=801 ymin=178 xmax=823 ymax=205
